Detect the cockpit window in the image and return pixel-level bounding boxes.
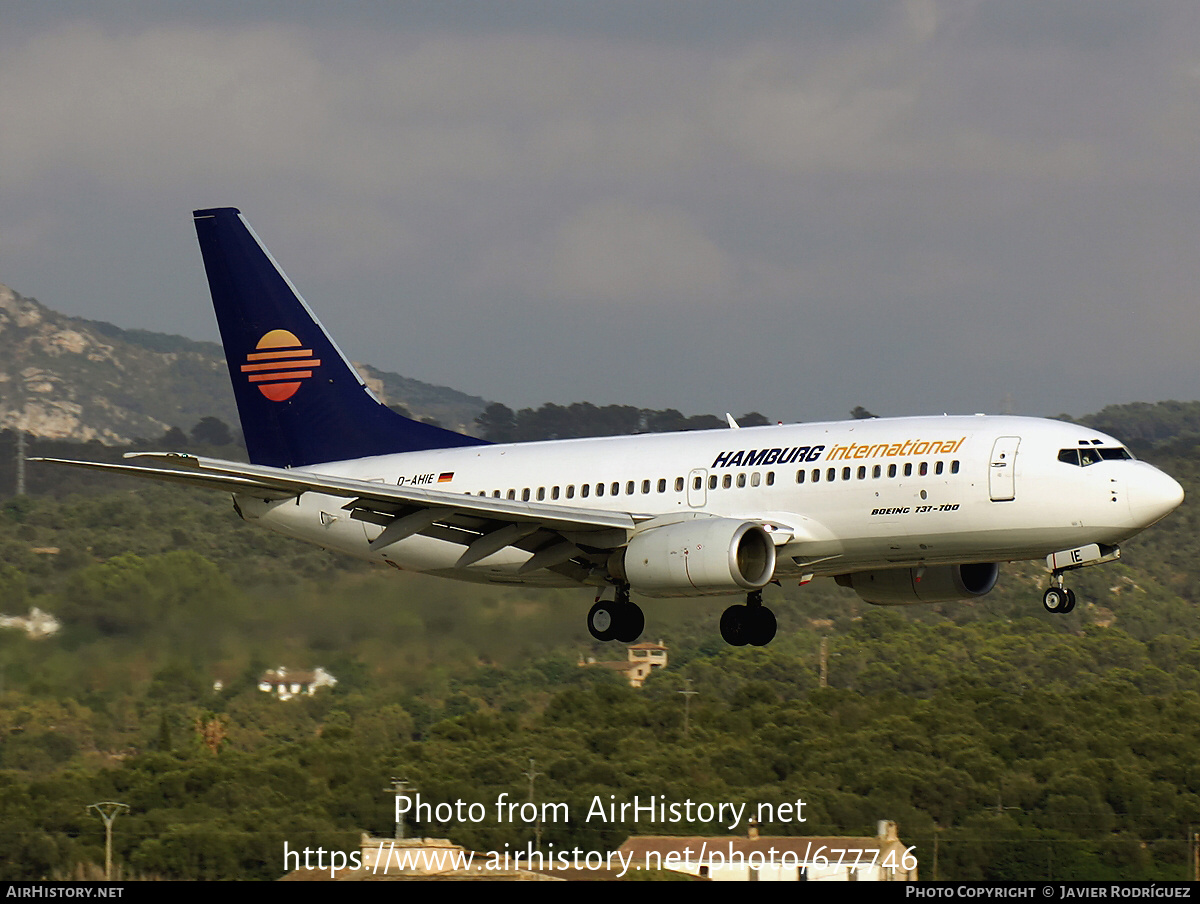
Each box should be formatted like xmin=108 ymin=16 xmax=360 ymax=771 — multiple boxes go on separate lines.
xmin=1058 ymin=447 xmax=1132 ymax=466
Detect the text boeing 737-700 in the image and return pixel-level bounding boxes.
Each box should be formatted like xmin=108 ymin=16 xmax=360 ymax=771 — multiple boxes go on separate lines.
xmin=38 ymin=208 xmax=1185 ymax=646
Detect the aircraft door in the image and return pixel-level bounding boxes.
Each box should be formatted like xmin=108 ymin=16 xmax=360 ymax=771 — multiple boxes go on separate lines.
xmin=687 ymin=469 xmax=708 ymax=508
xmin=989 ymin=436 xmax=1020 ymax=501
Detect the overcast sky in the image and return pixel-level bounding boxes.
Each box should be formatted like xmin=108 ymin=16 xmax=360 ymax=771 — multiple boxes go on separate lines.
xmin=1 ymin=2 xmax=1197 ymax=423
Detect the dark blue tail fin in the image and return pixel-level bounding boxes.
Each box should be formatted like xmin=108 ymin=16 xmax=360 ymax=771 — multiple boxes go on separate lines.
xmin=193 ymin=207 xmax=488 ymax=467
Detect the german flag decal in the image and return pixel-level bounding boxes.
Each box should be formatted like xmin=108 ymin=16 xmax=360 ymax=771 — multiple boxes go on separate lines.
xmin=240 ymin=329 xmax=322 ymax=401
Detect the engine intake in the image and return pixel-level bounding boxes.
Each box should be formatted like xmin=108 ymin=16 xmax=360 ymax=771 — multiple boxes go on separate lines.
xmin=612 ymin=518 xmax=776 ymax=597
xmin=836 ymin=563 xmax=999 ymax=605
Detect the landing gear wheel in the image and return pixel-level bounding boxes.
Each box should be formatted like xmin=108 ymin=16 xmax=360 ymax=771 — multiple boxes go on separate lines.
xmin=747 ymin=606 xmax=777 ymax=647
xmin=721 ymin=594 xmax=779 ymax=646
xmin=587 ymin=601 xmax=617 ymax=641
xmin=588 ymin=599 xmax=644 ymax=642
xmin=612 ymin=603 xmax=644 ymax=643
xmin=1062 ymin=588 xmax=1076 ymax=614
xmin=720 ymin=605 xmax=749 ymax=646
xmin=1042 ymin=587 xmax=1070 ymax=614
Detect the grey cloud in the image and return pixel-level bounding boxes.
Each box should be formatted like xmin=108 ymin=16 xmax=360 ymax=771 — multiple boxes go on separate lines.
xmin=0 ymin=2 xmax=1196 ymax=424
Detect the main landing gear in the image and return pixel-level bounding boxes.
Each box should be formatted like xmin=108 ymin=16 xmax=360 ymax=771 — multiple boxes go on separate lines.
xmin=719 ymin=590 xmax=777 ymax=647
xmin=587 ymin=584 xmax=644 ymax=642
xmin=587 ymin=585 xmax=779 ymax=647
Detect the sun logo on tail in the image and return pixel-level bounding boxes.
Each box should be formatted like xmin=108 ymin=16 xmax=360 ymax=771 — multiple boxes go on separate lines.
xmin=240 ymin=329 xmax=322 ymax=401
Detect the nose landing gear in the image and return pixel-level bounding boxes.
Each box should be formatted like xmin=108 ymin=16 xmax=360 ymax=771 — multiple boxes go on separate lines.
xmin=1040 ymin=544 xmax=1121 ymax=615
xmin=1042 ymin=584 xmax=1076 ymax=614
xmin=1042 ymin=573 xmax=1077 ymax=614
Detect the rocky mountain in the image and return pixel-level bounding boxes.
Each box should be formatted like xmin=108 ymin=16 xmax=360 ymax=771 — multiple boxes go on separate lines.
xmin=0 ymin=282 xmax=488 ymax=444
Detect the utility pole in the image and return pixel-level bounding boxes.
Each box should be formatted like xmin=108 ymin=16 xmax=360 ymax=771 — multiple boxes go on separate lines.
xmin=15 ymin=428 xmax=25 ymax=497
xmin=522 ymin=758 xmax=543 ymax=851
xmin=932 ymin=824 xmax=939 ymax=882
xmin=385 ymin=778 xmax=412 ymax=840
xmin=88 ymin=802 xmax=129 ymax=881
xmin=679 ymin=679 xmax=698 ymax=736
xmin=15 ymin=371 xmax=27 ymax=497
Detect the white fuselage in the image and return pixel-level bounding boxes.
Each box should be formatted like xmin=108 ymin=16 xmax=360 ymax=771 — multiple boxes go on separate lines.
xmin=236 ymin=414 xmax=1182 ymax=591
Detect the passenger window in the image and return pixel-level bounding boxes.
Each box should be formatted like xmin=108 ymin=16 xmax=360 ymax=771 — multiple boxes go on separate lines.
xmin=595 ymin=483 xmax=604 ymax=497
xmin=766 ymin=471 xmax=775 ymax=486
xmin=796 ymin=470 xmax=806 ymax=484
xmin=693 ymin=476 xmax=703 ymax=491
xmin=658 ymin=479 xmax=667 ymax=493
xmin=841 ymin=467 xmax=851 ymax=481
xmin=919 ymin=462 xmax=927 ymax=476
xmin=552 ymin=486 xmax=560 ymax=500
xmin=626 ymin=481 xmax=635 ymax=494
xmin=537 ymin=487 xmax=545 ymax=501
xmin=935 ymin=461 xmax=944 ymax=475
xmin=812 ymin=469 xmax=821 ymax=483
xmin=857 ymin=466 xmax=866 ymax=479
xmin=641 ymin=480 xmax=651 ymax=494
xmin=723 ymin=474 xmax=732 ymax=489
xmin=827 ymin=468 xmax=836 ymax=482
xmin=507 ymin=489 xmax=516 ymax=500
xmin=522 ymin=488 xmax=530 ymax=501
xmin=904 ymin=463 xmax=913 ymax=477
xmin=567 ymin=485 xmax=575 ymax=498
xmin=751 ymin=472 xmax=761 ymax=487
xmin=675 ymin=477 xmax=684 ymax=492
xmin=951 ymin=460 xmax=960 ymax=474
xmin=737 ymin=473 xmax=746 ymax=488
xmin=611 ymin=482 xmax=620 ymax=496
xmin=581 ymin=484 xmax=590 ymax=498
xmin=888 ymin=464 xmax=897 ymax=478
xmin=492 ymin=490 xmax=501 ymax=498
xmin=709 ymin=475 xmax=718 ymax=490
xmin=873 ymin=465 xmax=881 ymax=478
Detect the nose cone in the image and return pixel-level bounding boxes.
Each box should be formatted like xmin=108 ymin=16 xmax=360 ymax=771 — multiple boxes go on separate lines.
xmin=1128 ymin=464 xmax=1184 ymax=528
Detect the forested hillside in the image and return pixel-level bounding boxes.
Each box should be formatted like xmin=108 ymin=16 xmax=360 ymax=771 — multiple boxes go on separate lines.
xmin=0 ymin=404 xmax=1196 ymax=880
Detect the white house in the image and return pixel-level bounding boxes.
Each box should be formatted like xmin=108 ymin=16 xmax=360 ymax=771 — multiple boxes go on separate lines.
xmin=257 ymin=666 xmax=338 ymax=701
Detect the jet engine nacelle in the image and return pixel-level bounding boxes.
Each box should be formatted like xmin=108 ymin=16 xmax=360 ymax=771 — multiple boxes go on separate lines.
xmin=836 ymin=563 xmax=999 ymax=605
xmin=611 ymin=518 xmax=776 ymax=597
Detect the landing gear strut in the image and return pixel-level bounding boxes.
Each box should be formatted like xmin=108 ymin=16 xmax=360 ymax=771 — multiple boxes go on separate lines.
xmin=1042 ymin=573 xmax=1077 ymax=614
xmin=587 ymin=584 xmax=644 ymax=642
xmin=1040 ymin=543 xmax=1124 ymax=614
xmin=719 ymin=590 xmax=777 ymax=646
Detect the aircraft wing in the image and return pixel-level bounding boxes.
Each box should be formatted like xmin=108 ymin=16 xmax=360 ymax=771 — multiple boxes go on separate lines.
xmin=34 ymin=453 xmax=642 ymax=563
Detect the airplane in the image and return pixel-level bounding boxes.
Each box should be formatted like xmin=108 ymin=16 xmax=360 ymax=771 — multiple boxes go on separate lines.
xmin=38 ymin=208 xmax=1185 ymax=647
